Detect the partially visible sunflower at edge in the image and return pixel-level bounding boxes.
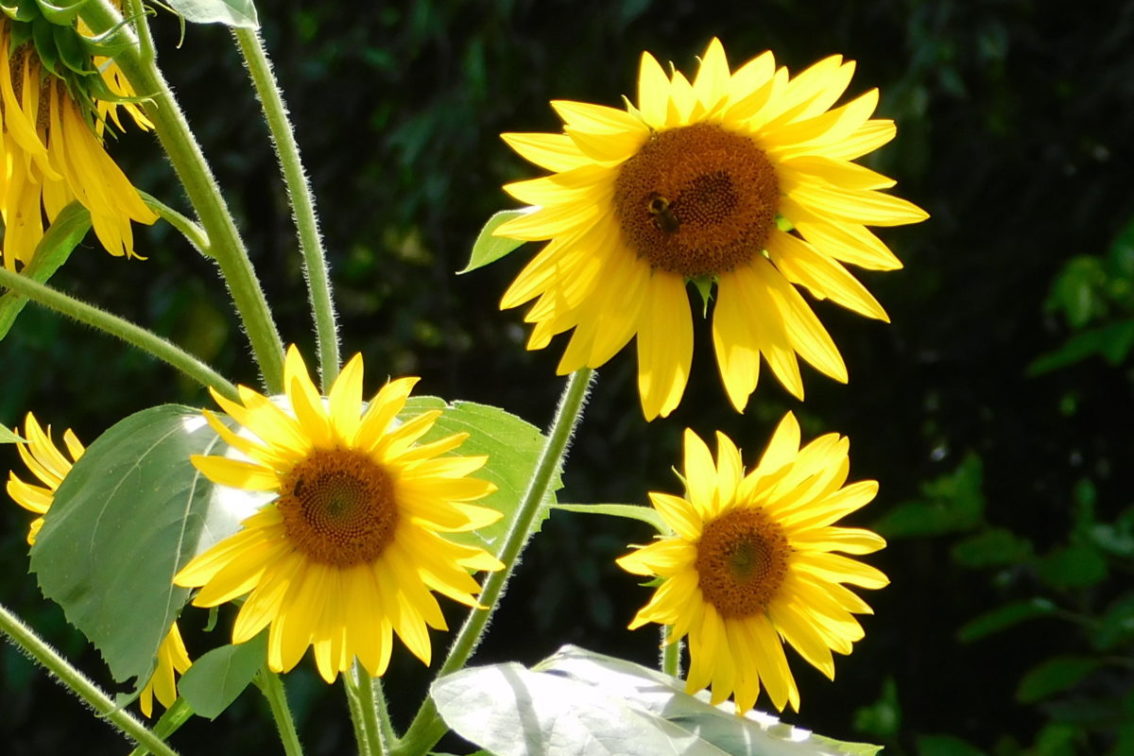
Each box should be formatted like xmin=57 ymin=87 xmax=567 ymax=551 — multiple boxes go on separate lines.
xmin=5 ymin=413 xmax=190 ymax=717
xmin=0 ymin=12 xmax=157 ymax=271
xmin=174 ymin=347 xmax=504 ymax=683
xmin=617 ymin=414 xmax=887 ymax=713
xmin=496 ymin=39 xmax=928 ymax=419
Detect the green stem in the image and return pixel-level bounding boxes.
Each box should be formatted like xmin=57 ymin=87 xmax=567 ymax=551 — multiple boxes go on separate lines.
xmin=394 ymin=368 xmax=595 ymax=756
xmin=0 ymin=268 xmax=238 ymax=401
xmin=140 ymin=191 xmax=210 ymax=257
xmin=233 ymin=28 xmax=340 ymax=389
xmin=345 ymin=666 xmax=386 ymax=755
xmin=83 ymin=0 xmax=285 ymax=393
xmin=371 ymin=675 xmax=399 ymax=750
xmin=0 ymin=602 xmax=177 ymax=755
xmin=661 ymin=625 xmax=682 ymax=678
xmin=342 ymin=675 xmax=373 ymax=756
xmin=128 ymin=699 xmax=193 ymax=756
xmin=258 ymin=670 xmax=304 ymax=756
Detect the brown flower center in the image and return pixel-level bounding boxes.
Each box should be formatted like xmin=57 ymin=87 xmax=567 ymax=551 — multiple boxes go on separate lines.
xmin=278 ymin=449 xmax=398 ymax=566
xmin=694 ymin=507 xmax=790 ymax=618
xmin=613 ymin=123 xmax=780 ymax=277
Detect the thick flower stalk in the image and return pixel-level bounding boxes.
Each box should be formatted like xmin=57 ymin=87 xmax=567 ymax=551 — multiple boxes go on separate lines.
xmin=6 ymin=412 xmax=191 ymax=716
xmin=497 ymin=39 xmax=927 ymax=419
xmin=175 ymin=347 xmax=505 ymax=683
xmin=0 ymin=10 xmax=156 ymax=270
xmin=618 ymin=414 xmax=888 ymax=713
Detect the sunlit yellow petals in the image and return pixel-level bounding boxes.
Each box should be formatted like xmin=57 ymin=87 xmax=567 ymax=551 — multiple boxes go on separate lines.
xmin=637 ymin=52 xmax=671 ymax=128
xmin=501 ymin=132 xmax=589 ymax=173
xmin=730 ymin=263 xmax=805 ymax=398
xmin=5 ymin=413 xmax=83 ymax=544
xmin=648 ymin=492 xmax=701 ymax=540
xmin=357 ymin=376 xmax=421 ymax=447
xmin=637 ymin=274 xmax=693 ymax=420
xmin=821 ymin=119 xmax=897 ymax=161
xmin=138 ymin=624 xmax=191 ymax=718
xmin=619 ymin=418 xmax=884 ymax=713
xmin=764 ymin=88 xmax=879 ymax=158
xmin=781 ymin=154 xmax=896 ymax=191
xmin=191 ymin=455 xmax=278 ymax=491
xmin=7 ymin=477 xmax=52 ymax=514
xmin=693 ymin=38 xmax=731 ymax=111
xmin=495 ymin=200 xmax=601 ymax=241
xmin=711 ymin=272 xmax=761 ymax=412
xmin=793 ymin=215 xmax=904 ymax=271
xmin=551 ymin=99 xmax=649 ymax=135
xmin=756 ymin=258 xmax=848 ymax=383
xmin=181 ymin=349 xmax=498 ymax=681
xmin=784 ymin=479 xmax=879 ymax=531
xmin=329 ymin=353 xmax=365 ymax=442
xmin=790 ymin=181 xmax=929 ymax=227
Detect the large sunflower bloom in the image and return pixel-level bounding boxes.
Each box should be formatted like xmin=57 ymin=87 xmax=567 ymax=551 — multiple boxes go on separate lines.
xmin=5 ymin=413 xmax=190 ymax=715
xmin=0 ymin=18 xmax=157 ymax=270
xmin=497 ymin=39 xmax=927 ymax=419
xmin=174 ymin=347 xmax=505 ymax=682
xmin=616 ymin=414 xmax=887 ymax=713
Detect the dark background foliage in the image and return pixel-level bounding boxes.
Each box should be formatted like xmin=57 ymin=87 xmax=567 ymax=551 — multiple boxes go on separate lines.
xmin=3 ymin=0 xmax=1134 ymax=753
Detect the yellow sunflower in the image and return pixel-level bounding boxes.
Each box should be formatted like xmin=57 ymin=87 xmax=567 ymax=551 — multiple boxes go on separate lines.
xmin=616 ymin=414 xmax=887 ymax=713
xmin=174 ymin=347 xmax=505 ymax=683
xmin=0 ymin=16 xmax=157 ymax=270
xmin=497 ymin=39 xmax=927 ymax=419
xmin=139 ymin=623 xmax=192 ymax=718
xmin=5 ymin=413 xmax=191 ymax=716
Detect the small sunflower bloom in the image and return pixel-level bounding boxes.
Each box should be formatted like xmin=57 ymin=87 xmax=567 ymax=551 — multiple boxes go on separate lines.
xmin=174 ymin=347 xmax=505 ymax=683
xmin=138 ymin=623 xmax=192 ymax=718
xmin=617 ymin=415 xmax=887 ymax=713
xmin=497 ymin=39 xmax=927 ymax=419
xmin=0 ymin=16 xmax=157 ymax=270
xmin=6 ymin=413 xmax=190 ymax=715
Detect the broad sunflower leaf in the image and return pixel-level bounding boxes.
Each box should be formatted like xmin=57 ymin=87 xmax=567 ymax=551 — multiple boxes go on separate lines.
xmin=0 ymin=422 xmax=25 ymax=443
xmin=400 ymin=397 xmax=562 ymax=559
xmin=165 ymin=0 xmax=258 ymax=29
xmin=0 ymin=202 xmax=91 ymax=341
xmin=432 ymin=645 xmax=882 ymax=756
xmin=459 ymin=208 xmax=533 ymax=274
xmin=30 ymin=404 xmax=253 ymax=691
xmin=178 ymin=632 xmax=267 ymax=719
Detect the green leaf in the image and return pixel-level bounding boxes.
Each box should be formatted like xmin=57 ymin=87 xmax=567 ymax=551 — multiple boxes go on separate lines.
xmin=0 ymin=422 xmax=24 ymax=443
xmin=552 ymin=503 xmax=667 ymax=533
xmin=1090 ymin=595 xmax=1134 ymax=651
xmin=957 ymin=598 xmax=1057 ymax=643
xmin=1036 ymin=543 xmax=1108 ymax=590
xmin=1016 ymin=656 xmax=1101 ymax=704
xmin=166 ymin=0 xmax=259 ymax=29
xmin=35 ymin=0 xmax=87 ymax=26
xmin=433 ymin=645 xmax=882 ymax=756
xmin=0 ymin=202 xmax=91 ymax=341
xmin=178 ymin=632 xmax=267 ymax=719
xmin=852 ymin=678 xmax=901 ymax=740
xmin=1027 ymin=319 xmax=1134 ymax=375
xmin=458 ymin=209 xmax=532 ymax=274
xmin=916 ymin=734 xmax=986 ymax=756
xmin=399 ymin=397 xmax=562 ymax=558
xmin=30 ymin=405 xmax=254 ymax=689
xmin=873 ymin=453 xmax=984 ymax=538
xmin=1044 ymin=256 xmax=1106 ymax=328
xmin=950 ymin=527 xmax=1033 ymax=569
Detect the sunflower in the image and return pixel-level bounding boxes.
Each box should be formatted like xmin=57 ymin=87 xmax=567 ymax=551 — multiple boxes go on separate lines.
xmin=0 ymin=16 xmax=157 ymax=270
xmin=616 ymin=414 xmax=887 ymax=713
xmin=5 ymin=413 xmax=191 ymax=715
xmin=174 ymin=347 xmax=505 ymax=683
xmin=496 ymin=39 xmax=927 ymax=419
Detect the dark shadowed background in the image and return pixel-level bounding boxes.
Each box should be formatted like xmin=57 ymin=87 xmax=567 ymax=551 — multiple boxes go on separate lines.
xmin=3 ymin=1 xmax=1133 ymax=754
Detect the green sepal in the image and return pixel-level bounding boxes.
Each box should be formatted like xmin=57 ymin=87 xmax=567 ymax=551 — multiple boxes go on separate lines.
xmin=0 ymin=422 xmax=25 ymax=443
xmin=34 ymin=0 xmax=87 ymax=25
xmin=0 ymin=0 xmax=39 ymax=23
xmin=775 ymin=214 xmax=794 ymax=232
xmin=8 ymin=18 xmax=33 ymax=49
xmin=52 ymin=22 xmax=93 ymax=75
xmin=688 ymin=275 xmax=714 ymax=316
xmin=30 ymin=17 xmax=58 ymax=74
xmin=0 ymin=202 xmax=92 ymax=342
xmin=459 ymin=208 xmax=532 ymax=274
xmin=75 ymin=17 xmax=133 ymax=57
